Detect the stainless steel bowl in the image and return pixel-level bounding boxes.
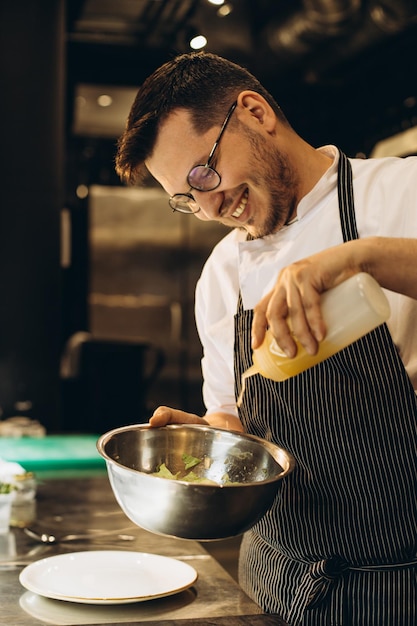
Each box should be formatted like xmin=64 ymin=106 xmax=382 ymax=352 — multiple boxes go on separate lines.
xmin=97 ymin=424 xmax=295 ymax=541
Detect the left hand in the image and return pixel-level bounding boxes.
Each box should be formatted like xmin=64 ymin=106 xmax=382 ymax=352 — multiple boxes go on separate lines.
xmin=149 ymin=406 xmax=207 ymax=427
xmin=149 ymin=406 xmax=244 ymax=433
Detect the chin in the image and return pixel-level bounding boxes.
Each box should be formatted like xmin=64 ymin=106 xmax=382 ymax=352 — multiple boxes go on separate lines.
xmin=244 ymin=220 xmax=268 ymax=239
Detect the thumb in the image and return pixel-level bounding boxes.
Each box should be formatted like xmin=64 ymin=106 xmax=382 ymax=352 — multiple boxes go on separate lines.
xmin=149 ymin=406 xmax=205 ymax=427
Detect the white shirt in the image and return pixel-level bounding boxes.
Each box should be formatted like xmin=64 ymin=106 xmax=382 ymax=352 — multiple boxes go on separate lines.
xmin=195 ymin=146 xmax=417 ymax=416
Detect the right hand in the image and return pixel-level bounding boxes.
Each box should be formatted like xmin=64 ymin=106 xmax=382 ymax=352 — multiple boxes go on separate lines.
xmin=149 ymin=406 xmax=208 ymax=427
xmin=251 ymin=243 xmax=358 ymax=357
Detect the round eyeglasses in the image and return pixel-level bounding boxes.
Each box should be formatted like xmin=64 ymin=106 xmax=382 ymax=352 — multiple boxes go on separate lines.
xmin=169 ymin=101 xmax=237 ymax=214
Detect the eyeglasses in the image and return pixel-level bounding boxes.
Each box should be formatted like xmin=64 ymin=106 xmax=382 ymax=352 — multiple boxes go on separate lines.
xmin=169 ymin=101 xmax=237 ymax=214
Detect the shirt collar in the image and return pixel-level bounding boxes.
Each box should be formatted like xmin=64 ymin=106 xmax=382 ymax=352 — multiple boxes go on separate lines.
xmin=295 ymin=145 xmax=339 ymax=221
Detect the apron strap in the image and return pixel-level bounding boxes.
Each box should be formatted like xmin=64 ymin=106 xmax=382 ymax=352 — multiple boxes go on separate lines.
xmin=337 ymin=149 xmax=359 ymax=242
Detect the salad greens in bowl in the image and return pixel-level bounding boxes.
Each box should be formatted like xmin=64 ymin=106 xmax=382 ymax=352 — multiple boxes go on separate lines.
xmin=97 ymin=423 xmax=295 ymax=540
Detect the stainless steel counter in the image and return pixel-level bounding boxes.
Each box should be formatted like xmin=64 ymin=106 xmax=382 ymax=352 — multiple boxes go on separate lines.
xmin=0 ymin=474 xmax=287 ymax=626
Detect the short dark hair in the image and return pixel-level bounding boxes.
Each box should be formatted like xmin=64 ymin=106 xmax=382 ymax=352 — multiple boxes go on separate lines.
xmin=115 ymin=51 xmax=288 ymax=185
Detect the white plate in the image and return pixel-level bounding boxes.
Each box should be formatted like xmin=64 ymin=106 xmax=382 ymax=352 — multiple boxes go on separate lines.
xmin=19 ymin=551 xmax=198 ymax=604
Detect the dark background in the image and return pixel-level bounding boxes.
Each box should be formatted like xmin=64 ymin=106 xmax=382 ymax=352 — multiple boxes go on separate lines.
xmin=1 ymin=0 xmax=416 ymax=432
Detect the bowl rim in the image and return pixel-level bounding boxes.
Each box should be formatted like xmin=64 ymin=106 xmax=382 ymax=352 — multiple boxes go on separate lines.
xmin=96 ymin=423 xmax=295 ymax=487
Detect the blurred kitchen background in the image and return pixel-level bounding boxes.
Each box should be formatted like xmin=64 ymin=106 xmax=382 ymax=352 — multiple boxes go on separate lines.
xmin=1 ymin=0 xmax=417 ymax=434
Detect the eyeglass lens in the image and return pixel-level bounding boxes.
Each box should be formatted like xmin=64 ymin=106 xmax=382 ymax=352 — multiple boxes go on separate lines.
xmin=169 ymin=193 xmax=199 ymax=213
xmin=187 ymin=165 xmax=220 ymax=192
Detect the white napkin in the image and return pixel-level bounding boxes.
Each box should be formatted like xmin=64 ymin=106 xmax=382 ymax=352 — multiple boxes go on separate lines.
xmin=0 ymin=459 xmax=26 ymax=483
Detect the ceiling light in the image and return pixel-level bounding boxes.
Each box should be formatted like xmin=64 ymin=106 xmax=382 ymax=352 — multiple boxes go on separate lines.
xmin=207 ymin=0 xmax=225 ymax=5
xmin=76 ymin=184 xmax=89 ymax=199
xmin=97 ymin=94 xmax=113 ymax=107
xmin=404 ymin=96 xmax=416 ymax=109
xmin=190 ymin=34 xmax=207 ymax=50
xmin=217 ymin=3 xmax=233 ymax=17
xmin=75 ymin=95 xmax=87 ymax=108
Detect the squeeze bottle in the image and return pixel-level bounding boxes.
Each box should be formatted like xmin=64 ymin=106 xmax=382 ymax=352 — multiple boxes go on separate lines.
xmin=243 ymin=272 xmax=391 ymax=388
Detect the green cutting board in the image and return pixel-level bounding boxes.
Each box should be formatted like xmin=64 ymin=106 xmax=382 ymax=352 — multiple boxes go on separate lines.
xmin=0 ymin=435 xmax=106 ymax=473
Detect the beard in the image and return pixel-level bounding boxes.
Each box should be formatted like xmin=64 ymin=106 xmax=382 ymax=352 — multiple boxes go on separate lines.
xmin=243 ymin=127 xmax=299 ymax=238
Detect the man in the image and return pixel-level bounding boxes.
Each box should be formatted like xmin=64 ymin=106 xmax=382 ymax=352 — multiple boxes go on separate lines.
xmin=115 ymin=52 xmax=417 ymax=625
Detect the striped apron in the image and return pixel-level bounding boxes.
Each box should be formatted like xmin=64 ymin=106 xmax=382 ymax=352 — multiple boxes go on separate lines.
xmin=234 ymin=151 xmax=417 ymax=625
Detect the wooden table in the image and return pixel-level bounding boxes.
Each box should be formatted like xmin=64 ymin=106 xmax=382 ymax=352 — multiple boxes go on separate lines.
xmin=0 ymin=474 xmax=287 ymax=625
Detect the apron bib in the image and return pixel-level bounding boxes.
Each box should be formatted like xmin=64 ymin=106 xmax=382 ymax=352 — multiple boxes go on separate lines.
xmin=234 ymin=151 xmax=417 ymax=625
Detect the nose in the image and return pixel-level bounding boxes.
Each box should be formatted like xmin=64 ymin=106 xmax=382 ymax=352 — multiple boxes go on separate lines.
xmin=192 ymin=189 xmax=223 ymax=221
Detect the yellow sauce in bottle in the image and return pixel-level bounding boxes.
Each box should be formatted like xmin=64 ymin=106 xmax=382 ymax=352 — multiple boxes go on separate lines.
xmin=236 ymin=273 xmax=391 ymax=407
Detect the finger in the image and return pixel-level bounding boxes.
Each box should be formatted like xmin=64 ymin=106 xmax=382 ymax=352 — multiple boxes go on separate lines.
xmin=282 ymin=282 xmax=324 ymax=355
xmin=256 ymin=282 xmax=296 ymax=357
xmin=149 ymin=406 xmax=171 ymax=426
xmin=251 ymin=300 xmax=269 ymax=349
xmin=265 ymin=278 xmax=313 ymax=357
xmin=300 ymin=291 xmax=326 ymax=345
xmin=149 ymin=406 xmax=204 ymax=427
xmin=269 ymin=318 xmax=298 ymax=358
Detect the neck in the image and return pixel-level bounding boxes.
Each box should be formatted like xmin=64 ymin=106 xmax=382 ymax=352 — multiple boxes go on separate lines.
xmin=297 ymin=142 xmax=333 ymax=199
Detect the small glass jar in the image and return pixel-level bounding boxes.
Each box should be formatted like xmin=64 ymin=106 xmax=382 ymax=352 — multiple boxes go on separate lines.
xmin=10 ymin=473 xmax=37 ymax=528
xmin=0 ymin=492 xmax=14 ymax=534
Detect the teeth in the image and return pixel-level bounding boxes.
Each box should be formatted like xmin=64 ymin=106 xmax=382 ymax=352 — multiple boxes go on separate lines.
xmin=232 ymin=190 xmax=248 ymax=218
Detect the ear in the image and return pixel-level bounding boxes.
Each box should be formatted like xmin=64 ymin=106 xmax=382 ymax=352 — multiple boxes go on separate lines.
xmin=236 ymin=91 xmax=277 ymax=133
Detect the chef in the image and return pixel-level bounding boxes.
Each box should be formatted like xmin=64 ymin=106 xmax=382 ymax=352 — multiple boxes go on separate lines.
xmin=115 ymin=51 xmax=417 ymax=625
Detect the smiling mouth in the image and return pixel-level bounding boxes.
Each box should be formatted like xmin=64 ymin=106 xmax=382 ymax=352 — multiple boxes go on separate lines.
xmin=232 ymin=189 xmax=248 ymax=218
